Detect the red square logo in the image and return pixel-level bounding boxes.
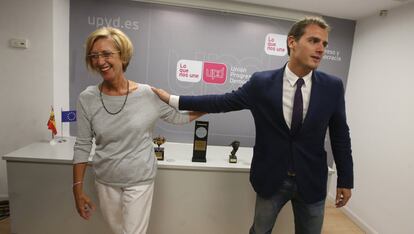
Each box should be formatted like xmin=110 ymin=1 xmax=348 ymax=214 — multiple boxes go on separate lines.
xmin=203 ymin=62 xmax=227 ymax=84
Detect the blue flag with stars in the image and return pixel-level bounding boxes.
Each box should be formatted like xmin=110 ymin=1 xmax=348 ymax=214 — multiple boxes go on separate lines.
xmin=61 ymin=110 xmax=77 ymax=122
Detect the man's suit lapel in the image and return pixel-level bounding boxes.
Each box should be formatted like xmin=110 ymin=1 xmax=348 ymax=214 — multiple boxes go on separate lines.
xmin=272 ymin=67 xmax=290 ymax=133
xmin=301 ymin=71 xmax=321 ymax=133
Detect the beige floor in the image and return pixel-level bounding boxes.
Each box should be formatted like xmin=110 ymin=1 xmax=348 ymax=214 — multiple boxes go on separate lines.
xmin=322 ymin=199 xmax=365 ymax=234
xmin=0 ymin=217 xmax=11 ymax=234
xmin=0 ymin=200 xmax=364 ymax=234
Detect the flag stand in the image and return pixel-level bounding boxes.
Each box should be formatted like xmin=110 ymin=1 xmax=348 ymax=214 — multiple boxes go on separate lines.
xmin=48 ymin=106 xmax=59 ymax=145
xmin=49 ymin=132 xmax=57 ymax=145
xmin=48 ymin=107 xmax=68 ymax=145
xmin=56 ymin=108 xmax=67 ymax=143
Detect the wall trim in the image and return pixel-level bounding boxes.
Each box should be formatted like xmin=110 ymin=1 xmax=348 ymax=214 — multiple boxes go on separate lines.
xmin=132 ymin=0 xmax=315 ymax=21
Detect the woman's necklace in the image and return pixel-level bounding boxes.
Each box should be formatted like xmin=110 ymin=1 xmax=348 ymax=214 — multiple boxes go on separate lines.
xmin=99 ymin=80 xmax=129 ymax=115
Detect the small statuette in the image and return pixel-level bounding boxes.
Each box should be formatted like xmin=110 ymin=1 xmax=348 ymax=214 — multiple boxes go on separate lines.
xmin=229 ymin=140 xmax=240 ymax=163
xmin=153 ymin=136 xmax=166 ymax=161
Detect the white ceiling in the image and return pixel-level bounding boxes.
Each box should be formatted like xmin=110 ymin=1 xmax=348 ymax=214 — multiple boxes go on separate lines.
xmin=229 ymin=0 xmax=414 ymax=20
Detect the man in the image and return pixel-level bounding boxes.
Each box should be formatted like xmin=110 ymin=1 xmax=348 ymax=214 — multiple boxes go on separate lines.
xmin=152 ymin=17 xmax=353 ymax=234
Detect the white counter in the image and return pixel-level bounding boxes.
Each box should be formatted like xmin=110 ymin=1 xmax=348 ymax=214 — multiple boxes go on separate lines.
xmin=3 ymin=138 xmax=334 ymax=234
xmin=3 ymin=137 xmax=253 ymax=171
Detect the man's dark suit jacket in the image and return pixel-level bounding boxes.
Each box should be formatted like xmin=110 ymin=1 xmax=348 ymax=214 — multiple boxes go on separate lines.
xmin=179 ymin=67 xmax=353 ymax=203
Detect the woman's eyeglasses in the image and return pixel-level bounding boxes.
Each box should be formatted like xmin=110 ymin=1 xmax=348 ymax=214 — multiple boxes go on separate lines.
xmin=88 ymin=51 xmax=120 ymax=60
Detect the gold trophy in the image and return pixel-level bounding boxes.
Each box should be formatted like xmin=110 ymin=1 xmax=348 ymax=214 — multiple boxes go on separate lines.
xmin=153 ymin=136 xmax=166 ymax=160
xmin=229 ymin=140 xmax=240 ymax=163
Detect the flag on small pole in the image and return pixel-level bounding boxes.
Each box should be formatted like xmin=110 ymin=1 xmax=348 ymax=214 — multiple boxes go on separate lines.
xmin=47 ymin=106 xmax=57 ymax=137
xmin=60 ymin=109 xmax=77 ymax=140
xmin=61 ymin=110 xmax=77 ymax=122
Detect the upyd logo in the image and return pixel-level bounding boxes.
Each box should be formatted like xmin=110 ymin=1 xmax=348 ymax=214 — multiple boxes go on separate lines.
xmin=88 ymin=16 xmax=139 ymax=30
xmin=176 ymin=60 xmax=227 ymax=84
xmin=203 ymin=62 xmax=227 ymax=84
xmin=264 ymin=33 xmax=287 ymax=56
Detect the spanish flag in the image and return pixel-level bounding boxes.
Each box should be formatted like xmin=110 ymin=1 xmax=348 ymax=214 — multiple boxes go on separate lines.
xmin=47 ymin=106 xmax=57 ymax=135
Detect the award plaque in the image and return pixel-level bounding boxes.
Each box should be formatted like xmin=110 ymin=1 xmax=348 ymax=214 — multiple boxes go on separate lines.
xmin=153 ymin=136 xmax=166 ymax=161
xmin=229 ymin=140 xmax=240 ymax=163
xmin=192 ymin=121 xmax=209 ymax=162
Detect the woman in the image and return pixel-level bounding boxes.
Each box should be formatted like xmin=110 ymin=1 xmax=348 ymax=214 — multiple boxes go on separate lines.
xmin=72 ymin=27 xmax=202 ymax=234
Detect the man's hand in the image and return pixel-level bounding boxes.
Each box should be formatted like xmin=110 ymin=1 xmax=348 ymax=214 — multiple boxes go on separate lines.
xmin=335 ymin=188 xmax=352 ymax=208
xmin=151 ymin=87 xmax=171 ymax=104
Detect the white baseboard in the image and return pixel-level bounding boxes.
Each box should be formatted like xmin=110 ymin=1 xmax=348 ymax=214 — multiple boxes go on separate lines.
xmin=327 ymin=193 xmax=378 ymax=234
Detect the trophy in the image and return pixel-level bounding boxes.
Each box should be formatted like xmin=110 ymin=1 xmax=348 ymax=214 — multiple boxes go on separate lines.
xmin=153 ymin=136 xmax=166 ymax=160
xmin=192 ymin=121 xmax=209 ymax=162
xmin=229 ymin=140 xmax=240 ymax=163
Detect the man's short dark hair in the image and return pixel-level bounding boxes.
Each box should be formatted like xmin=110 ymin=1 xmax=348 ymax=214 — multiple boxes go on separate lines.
xmin=287 ymin=16 xmax=331 ymax=55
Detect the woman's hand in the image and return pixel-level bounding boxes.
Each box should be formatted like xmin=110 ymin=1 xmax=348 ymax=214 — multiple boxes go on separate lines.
xmin=73 ymin=189 xmax=96 ymax=220
xmin=189 ymin=111 xmax=206 ymax=121
xmin=73 ymin=163 xmax=94 ymax=219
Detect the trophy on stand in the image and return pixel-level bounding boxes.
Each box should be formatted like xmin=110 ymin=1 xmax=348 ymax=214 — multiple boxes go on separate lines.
xmin=192 ymin=121 xmax=209 ymax=162
xmin=229 ymin=140 xmax=240 ymax=163
xmin=153 ymin=136 xmax=166 ymax=161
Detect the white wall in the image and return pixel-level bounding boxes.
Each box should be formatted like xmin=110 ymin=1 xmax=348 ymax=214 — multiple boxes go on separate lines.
xmin=53 ymin=0 xmax=70 ymax=136
xmin=329 ymin=2 xmax=414 ymax=233
xmin=0 ymin=0 xmax=69 ymax=199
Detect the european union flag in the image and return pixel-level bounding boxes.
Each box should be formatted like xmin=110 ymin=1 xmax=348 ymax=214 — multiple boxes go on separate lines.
xmin=62 ymin=110 xmax=77 ymax=122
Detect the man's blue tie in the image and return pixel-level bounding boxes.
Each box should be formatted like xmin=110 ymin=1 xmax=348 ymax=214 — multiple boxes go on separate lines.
xmin=288 ymin=78 xmax=304 ymax=176
xmin=291 ymin=78 xmax=304 ymax=136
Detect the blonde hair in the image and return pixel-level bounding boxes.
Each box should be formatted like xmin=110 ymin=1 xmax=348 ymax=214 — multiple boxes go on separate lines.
xmin=85 ymin=27 xmax=134 ymax=72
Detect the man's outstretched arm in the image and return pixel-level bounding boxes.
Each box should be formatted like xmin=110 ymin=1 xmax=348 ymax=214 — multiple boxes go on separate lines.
xmin=151 ymin=77 xmax=253 ymax=113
